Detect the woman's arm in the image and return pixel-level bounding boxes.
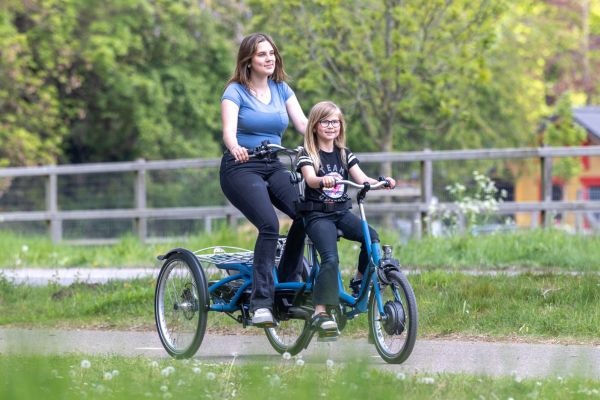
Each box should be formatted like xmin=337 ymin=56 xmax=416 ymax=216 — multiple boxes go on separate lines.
xmin=286 ymin=95 xmax=307 ymax=135
xmin=221 ymin=99 xmax=248 ymax=162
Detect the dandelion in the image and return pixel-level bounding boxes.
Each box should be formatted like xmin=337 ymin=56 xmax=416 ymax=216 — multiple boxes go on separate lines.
xmin=395 ymin=372 xmax=406 ymax=380
xmin=161 ymin=366 xmax=175 ymax=377
xmin=80 ymin=359 xmax=91 ymax=369
xmin=150 ymin=361 xmax=159 ymax=369
xmin=103 ymin=371 xmax=113 ymax=381
xmin=112 ymin=370 xmax=119 ymax=377
xmin=417 ymin=377 xmax=435 ymax=385
xmin=326 ymin=359 xmax=334 ymax=369
xmin=160 ymin=385 xmax=169 ymax=392
xmin=21 ymin=245 xmax=29 ymax=253
xmin=295 ymin=359 xmax=305 ymax=367
xmin=192 ymin=367 xmax=201 ymax=374
xmin=282 ymin=352 xmax=291 ymax=360
xmin=269 ymin=374 xmax=281 ymax=386
xmin=206 ymin=372 xmax=216 ymax=380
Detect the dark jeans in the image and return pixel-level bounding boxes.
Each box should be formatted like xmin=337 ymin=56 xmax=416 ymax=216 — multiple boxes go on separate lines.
xmin=219 ymin=154 xmax=305 ymax=312
xmin=304 ymin=210 xmax=379 ymax=306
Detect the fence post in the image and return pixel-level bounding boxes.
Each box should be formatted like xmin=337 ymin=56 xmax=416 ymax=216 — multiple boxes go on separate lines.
xmin=419 ymin=149 xmax=433 ymax=238
xmin=540 ymin=154 xmax=553 ymax=227
xmin=46 ymin=172 xmax=62 ymax=243
xmin=135 ymin=159 xmax=147 ymax=242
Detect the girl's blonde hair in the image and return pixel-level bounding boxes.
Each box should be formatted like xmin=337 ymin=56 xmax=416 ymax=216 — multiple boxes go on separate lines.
xmin=304 ymin=101 xmax=347 ymax=173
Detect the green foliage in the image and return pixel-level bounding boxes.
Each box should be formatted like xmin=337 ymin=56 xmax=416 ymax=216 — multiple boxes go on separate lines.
xmin=543 ymin=94 xmax=587 ymax=180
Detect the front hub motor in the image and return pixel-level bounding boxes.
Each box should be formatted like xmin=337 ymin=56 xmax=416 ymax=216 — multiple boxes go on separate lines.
xmin=382 ymin=301 xmax=406 ymax=335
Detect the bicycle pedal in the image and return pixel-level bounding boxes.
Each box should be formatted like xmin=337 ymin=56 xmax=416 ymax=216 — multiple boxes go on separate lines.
xmin=317 ymin=332 xmax=339 ymax=342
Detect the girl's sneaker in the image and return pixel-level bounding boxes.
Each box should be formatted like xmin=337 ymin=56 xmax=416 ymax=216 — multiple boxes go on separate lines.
xmin=311 ymin=312 xmax=339 ymax=341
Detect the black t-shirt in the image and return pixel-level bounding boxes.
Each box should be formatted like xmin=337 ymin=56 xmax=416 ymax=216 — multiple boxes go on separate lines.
xmin=297 ymin=146 xmax=359 ymax=203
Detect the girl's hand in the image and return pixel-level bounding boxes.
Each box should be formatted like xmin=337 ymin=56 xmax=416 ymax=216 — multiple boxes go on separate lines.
xmin=384 ymin=177 xmax=396 ymax=189
xmin=321 ymin=176 xmax=336 ymax=188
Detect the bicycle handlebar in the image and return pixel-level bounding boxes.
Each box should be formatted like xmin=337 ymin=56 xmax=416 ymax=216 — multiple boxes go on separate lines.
xmin=327 ymin=179 xmax=391 ymax=190
xmin=248 ymin=141 xmax=303 ymax=159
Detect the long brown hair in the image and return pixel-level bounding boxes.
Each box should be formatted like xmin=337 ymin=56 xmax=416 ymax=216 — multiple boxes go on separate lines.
xmin=304 ymin=101 xmax=347 ymax=173
xmin=226 ymin=33 xmax=288 ymax=87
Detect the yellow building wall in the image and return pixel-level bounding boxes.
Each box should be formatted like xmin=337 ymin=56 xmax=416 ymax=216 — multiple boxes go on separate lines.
xmin=514 ymin=155 xmax=600 ymax=228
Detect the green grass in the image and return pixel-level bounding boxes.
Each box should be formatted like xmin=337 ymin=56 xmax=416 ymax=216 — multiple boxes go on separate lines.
xmin=2 ymin=272 xmax=598 ymax=343
xmin=2 ymin=228 xmax=600 ymax=273
xmin=1 ymin=353 xmax=598 ymax=400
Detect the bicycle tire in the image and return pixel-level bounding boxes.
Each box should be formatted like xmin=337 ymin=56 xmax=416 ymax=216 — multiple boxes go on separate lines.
xmin=154 ymin=249 xmax=209 ymax=359
xmin=264 ymin=315 xmax=312 ymax=356
xmin=368 ymin=269 xmax=418 ymax=364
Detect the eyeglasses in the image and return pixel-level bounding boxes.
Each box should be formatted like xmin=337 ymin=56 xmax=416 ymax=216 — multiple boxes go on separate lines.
xmin=318 ymin=119 xmax=341 ymax=128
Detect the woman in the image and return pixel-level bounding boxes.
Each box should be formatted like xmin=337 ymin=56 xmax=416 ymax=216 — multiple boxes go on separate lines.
xmin=220 ymin=33 xmax=307 ymax=327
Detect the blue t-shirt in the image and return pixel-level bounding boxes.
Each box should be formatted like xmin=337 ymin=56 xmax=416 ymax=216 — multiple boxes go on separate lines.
xmin=221 ymin=80 xmax=294 ymax=148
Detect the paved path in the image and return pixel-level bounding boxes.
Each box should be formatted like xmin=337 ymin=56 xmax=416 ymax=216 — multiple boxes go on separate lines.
xmin=1 ymin=327 xmax=598 ymax=379
xmin=1 ymin=268 xmax=157 ymax=286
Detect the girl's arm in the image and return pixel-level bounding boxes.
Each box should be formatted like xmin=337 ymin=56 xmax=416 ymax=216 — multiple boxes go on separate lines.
xmin=286 ymin=95 xmax=307 ymax=135
xmin=221 ymin=99 xmax=249 ymax=162
xmin=348 ymin=165 xmax=396 ymax=189
xmin=300 ymin=165 xmax=336 ymax=189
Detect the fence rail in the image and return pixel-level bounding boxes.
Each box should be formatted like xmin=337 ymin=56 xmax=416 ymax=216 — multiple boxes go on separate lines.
xmin=2 ymin=145 xmax=600 ymax=243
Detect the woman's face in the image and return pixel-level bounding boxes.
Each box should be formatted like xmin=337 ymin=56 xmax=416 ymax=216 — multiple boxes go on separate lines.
xmin=316 ymin=112 xmax=341 ymax=142
xmin=250 ymin=41 xmax=276 ymax=77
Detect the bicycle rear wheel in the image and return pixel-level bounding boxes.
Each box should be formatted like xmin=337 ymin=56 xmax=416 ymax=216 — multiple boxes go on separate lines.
xmin=264 ymin=313 xmax=311 ymax=356
xmin=155 ymin=249 xmax=209 ymax=359
xmin=368 ymin=269 xmax=418 ymax=364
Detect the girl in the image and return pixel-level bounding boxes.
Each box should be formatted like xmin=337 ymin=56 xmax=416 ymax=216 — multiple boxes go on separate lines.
xmin=297 ymin=101 xmax=396 ymax=339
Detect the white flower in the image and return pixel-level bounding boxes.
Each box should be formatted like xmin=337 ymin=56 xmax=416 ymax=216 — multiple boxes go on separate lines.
xmin=150 ymin=361 xmax=159 ymax=369
xmin=160 ymin=385 xmax=169 ymax=392
xmin=111 ymin=370 xmax=119 ymax=377
xmin=295 ymin=359 xmax=305 ymax=367
xmin=418 ymin=377 xmax=435 ymax=385
xmin=161 ymin=366 xmax=175 ymax=377
xmin=396 ymin=372 xmax=406 ymax=380
xmin=206 ymin=372 xmax=216 ymax=380
xmin=282 ymin=352 xmax=291 ymax=360
xmin=269 ymin=374 xmax=281 ymax=386
xmin=21 ymin=245 xmax=29 ymax=253
xmin=103 ymin=372 xmax=113 ymax=381
xmin=326 ymin=359 xmax=334 ymax=369
xmin=80 ymin=359 xmax=91 ymax=369
xmin=192 ymin=367 xmax=201 ymax=374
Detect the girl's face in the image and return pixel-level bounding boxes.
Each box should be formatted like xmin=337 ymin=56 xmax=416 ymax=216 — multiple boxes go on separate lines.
xmin=315 ymin=112 xmax=341 ymax=143
xmin=250 ymin=41 xmax=276 ymax=77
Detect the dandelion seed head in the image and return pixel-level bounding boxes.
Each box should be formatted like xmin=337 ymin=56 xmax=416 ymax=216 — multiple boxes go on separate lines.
xmin=396 ymin=372 xmax=406 ymax=380
xmin=160 ymin=385 xmax=168 ymax=392
xmin=80 ymin=360 xmax=91 ymax=369
xmin=103 ymin=372 xmax=113 ymax=381
xmin=111 ymin=370 xmax=119 ymax=377
xmin=269 ymin=374 xmax=281 ymax=386
xmin=295 ymin=359 xmax=305 ymax=367
xmin=206 ymin=372 xmax=216 ymax=381
xmin=418 ymin=377 xmax=435 ymax=385
xmin=282 ymin=352 xmax=291 ymax=360
xmin=326 ymin=359 xmax=334 ymax=368
xmin=192 ymin=367 xmax=201 ymax=374
xmin=21 ymin=245 xmax=29 ymax=253
xmin=161 ymin=366 xmax=175 ymax=377
xmin=150 ymin=361 xmax=159 ymax=369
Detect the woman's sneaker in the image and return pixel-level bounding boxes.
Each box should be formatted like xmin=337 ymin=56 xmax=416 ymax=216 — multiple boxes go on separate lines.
xmin=311 ymin=312 xmax=339 ymax=342
xmin=252 ymin=308 xmax=276 ymax=327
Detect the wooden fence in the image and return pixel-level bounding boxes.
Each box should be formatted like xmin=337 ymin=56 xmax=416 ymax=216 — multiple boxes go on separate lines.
xmin=2 ymin=145 xmax=600 ymax=243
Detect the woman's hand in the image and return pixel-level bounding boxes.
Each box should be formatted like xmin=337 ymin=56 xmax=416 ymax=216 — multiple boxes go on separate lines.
xmin=321 ymin=176 xmax=336 ymax=188
xmin=230 ymin=145 xmax=249 ymax=163
xmin=383 ymin=176 xmax=396 ymax=189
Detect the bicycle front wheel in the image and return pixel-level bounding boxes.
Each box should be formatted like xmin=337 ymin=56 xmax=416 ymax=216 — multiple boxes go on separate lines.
xmin=368 ymin=269 xmax=418 ymax=364
xmin=155 ymin=250 xmax=209 ymax=359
